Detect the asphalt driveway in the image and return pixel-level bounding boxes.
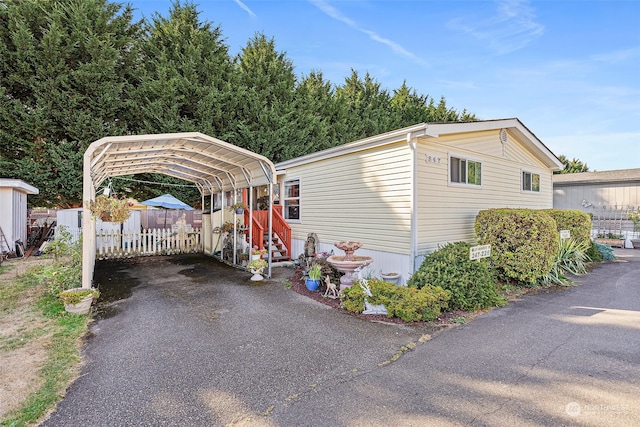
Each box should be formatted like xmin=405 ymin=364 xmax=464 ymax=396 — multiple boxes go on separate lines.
xmin=41 ymin=251 xmax=639 ymax=426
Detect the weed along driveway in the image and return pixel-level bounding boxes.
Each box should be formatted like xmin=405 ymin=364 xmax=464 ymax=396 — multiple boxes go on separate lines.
xmin=42 ymin=252 xmax=639 ymax=426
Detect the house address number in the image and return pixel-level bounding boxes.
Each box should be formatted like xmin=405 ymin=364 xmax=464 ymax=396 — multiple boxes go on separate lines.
xmin=469 ymin=244 xmax=491 ymax=260
xmin=426 ymin=154 xmax=442 ymax=164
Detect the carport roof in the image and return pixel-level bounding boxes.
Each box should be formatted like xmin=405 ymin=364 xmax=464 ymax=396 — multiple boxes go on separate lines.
xmin=84 ymin=132 xmax=275 ymax=195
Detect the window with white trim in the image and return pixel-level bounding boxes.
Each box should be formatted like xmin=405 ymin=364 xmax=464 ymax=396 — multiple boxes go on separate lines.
xmin=282 ymin=178 xmax=300 ymax=220
xmin=450 ymin=156 xmax=482 ymax=186
xmin=522 ymin=171 xmax=540 ymax=192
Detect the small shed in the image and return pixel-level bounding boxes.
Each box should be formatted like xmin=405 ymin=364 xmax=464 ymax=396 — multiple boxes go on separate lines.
xmin=0 ymin=179 xmax=39 ymax=255
xmin=275 ymin=119 xmax=563 ymax=282
xmin=56 ymin=208 xmax=142 ymax=245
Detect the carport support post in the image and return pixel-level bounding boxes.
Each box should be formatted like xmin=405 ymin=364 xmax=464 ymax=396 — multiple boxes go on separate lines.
xmin=267 ymin=182 xmax=273 ymax=278
xmin=248 ymin=186 xmax=253 ymax=260
xmin=81 ymin=154 xmax=96 ymax=289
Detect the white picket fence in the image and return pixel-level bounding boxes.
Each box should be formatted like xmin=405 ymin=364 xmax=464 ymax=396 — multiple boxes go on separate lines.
xmin=95 ymin=228 xmax=202 ymax=259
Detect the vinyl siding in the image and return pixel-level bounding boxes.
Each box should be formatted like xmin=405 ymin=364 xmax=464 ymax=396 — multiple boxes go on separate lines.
xmin=281 ymin=142 xmax=413 ymax=255
xmin=553 ymin=183 xmax=640 ymax=211
xmin=416 ymin=130 xmax=554 ymax=254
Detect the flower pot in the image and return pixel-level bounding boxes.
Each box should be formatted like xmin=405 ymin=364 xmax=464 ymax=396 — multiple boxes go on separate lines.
xmin=631 ymin=239 xmax=640 ymax=249
xmin=63 ymin=294 xmax=94 ymax=314
xmin=306 ymin=278 xmax=320 ymax=291
xmin=235 ymin=208 xmax=244 ymax=215
xmin=250 ymin=271 xmax=264 ymax=281
xmin=381 ymin=272 xmax=401 ymax=285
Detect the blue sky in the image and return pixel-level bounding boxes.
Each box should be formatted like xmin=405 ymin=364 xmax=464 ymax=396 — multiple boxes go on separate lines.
xmin=130 ymin=0 xmax=639 ymax=172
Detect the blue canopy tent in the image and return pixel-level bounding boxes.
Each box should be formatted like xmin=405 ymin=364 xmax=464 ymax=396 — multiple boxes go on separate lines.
xmin=140 ymin=194 xmax=194 ymax=228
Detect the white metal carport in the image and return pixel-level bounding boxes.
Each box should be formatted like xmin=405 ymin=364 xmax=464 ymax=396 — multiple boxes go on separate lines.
xmin=82 ymin=132 xmax=276 ymax=289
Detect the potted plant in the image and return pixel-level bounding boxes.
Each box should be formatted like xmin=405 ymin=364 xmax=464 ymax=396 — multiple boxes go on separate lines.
xmin=251 ymin=246 xmax=267 ymax=261
xmin=628 ymin=211 xmax=640 ymax=249
xmin=59 ymin=288 xmax=100 ymax=315
xmin=246 ymin=259 xmax=267 ymax=281
xmin=229 ymin=202 xmax=248 ymax=215
xmin=85 ymin=195 xmax=131 ymax=223
xmin=306 ymin=263 xmax=322 ymax=291
xmin=380 ymin=272 xmax=401 ymax=285
xmin=221 ymin=221 xmax=236 ymax=233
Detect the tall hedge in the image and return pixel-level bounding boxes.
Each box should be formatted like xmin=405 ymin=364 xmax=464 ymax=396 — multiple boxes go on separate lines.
xmin=475 ymin=209 xmax=559 ymax=285
xmin=540 ymin=209 xmax=592 ymax=247
xmin=407 ymin=242 xmax=502 ymax=311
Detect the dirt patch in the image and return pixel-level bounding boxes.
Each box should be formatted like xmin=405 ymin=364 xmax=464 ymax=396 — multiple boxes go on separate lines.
xmin=0 ymin=256 xmax=54 ymax=419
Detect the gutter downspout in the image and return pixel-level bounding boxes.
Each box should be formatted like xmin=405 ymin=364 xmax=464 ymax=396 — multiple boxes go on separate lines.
xmin=407 ymin=132 xmax=419 ymax=273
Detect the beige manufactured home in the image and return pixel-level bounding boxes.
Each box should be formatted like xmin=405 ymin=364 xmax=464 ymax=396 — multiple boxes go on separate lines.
xmin=275 ymin=119 xmax=563 ymax=283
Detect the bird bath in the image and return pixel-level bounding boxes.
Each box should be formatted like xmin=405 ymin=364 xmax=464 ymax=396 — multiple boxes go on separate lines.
xmin=327 ymin=241 xmax=373 ymax=290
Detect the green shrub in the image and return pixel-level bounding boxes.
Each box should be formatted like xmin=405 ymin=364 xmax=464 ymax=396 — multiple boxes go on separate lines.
xmin=585 ymin=241 xmax=603 ymax=262
xmin=36 ymin=229 xmax=83 ymax=297
xmin=594 ymin=242 xmax=616 ymax=261
xmin=340 ymin=278 xmax=450 ymax=322
xmin=407 ymin=242 xmax=503 ymax=311
xmin=541 ymin=238 xmax=588 ymax=286
xmin=475 ymin=208 xmax=559 ymax=286
xmin=540 ymin=209 xmax=592 ymax=248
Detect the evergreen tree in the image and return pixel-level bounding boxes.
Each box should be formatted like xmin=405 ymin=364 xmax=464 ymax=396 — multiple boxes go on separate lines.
xmin=293 ymin=71 xmax=343 ymax=154
xmin=0 ymin=0 xmax=141 ymax=207
xmin=232 ymin=33 xmax=302 ymax=162
xmin=335 ymin=70 xmax=393 ymax=142
xmin=389 ymin=81 xmax=433 ymax=128
xmin=555 ymin=155 xmax=590 ymax=174
xmin=134 ymin=1 xmax=234 ymax=137
xmin=130 ymin=1 xmax=236 ymax=203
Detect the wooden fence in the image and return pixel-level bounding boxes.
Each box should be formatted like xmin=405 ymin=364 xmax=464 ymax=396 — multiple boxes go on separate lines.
xmin=96 ymin=228 xmax=202 ymax=259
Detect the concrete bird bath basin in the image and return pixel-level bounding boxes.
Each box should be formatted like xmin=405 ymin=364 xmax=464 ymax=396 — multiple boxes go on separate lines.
xmin=327 ymin=241 xmax=373 ymax=290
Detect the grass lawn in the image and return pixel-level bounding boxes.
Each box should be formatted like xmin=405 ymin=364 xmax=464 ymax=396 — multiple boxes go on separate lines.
xmin=0 ymin=257 xmax=90 ymax=427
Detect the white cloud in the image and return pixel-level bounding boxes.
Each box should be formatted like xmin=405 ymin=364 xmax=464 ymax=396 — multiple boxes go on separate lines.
xmin=309 ymin=0 xmax=428 ymax=67
xmin=447 ymin=0 xmax=544 ymax=55
xmin=233 ymin=0 xmax=255 ymax=17
xmin=590 ymin=47 xmax=640 ymax=63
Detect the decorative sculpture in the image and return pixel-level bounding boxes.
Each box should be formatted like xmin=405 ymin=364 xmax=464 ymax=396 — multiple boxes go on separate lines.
xmin=326 ymin=241 xmax=373 ymax=290
xmin=360 ymin=280 xmax=388 ymax=315
xmin=323 ymin=276 xmax=339 ymax=299
xmin=304 ymin=232 xmax=319 ymax=267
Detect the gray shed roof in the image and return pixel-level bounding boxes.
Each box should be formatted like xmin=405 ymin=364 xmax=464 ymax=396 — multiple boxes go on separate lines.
xmin=0 ymin=179 xmax=39 ymax=194
xmin=553 ymin=168 xmax=640 ymax=186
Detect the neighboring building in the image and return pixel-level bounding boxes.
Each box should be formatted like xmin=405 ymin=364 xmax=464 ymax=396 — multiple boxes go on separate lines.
xmin=275 ymin=119 xmax=563 ymax=282
xmin=553 ymin=168 xmax=640 ymax=244
xmin=0 ymin=179 xmax=39 ymax=255
xmin=56 ymin=208 xmax=142 ymax=245
xmin=553 ymin=168 xmax=640 ymax=212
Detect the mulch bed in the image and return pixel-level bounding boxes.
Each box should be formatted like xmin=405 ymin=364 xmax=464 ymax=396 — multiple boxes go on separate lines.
xmin=287 ymin=266 xmax=472 ymax=327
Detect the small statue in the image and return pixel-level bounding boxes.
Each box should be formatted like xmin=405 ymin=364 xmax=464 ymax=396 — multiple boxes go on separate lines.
xmin=304 ymin=232 xmax=318 ymax=267
xmin=323 ymin=276 xmax=339 ymax=299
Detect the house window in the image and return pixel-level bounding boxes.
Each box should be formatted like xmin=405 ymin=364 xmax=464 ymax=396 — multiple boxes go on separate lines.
xmin=283 ymin=178 xmax=300 ymax=220
xmin=522 ymin=171 xmax=540 ymax=192
xmin=450 ymin=156 xmax=482 ymax=186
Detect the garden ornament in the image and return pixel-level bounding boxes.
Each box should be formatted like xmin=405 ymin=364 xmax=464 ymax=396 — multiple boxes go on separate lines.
xmin=323 ymin=276 xmax=339 ymax=299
